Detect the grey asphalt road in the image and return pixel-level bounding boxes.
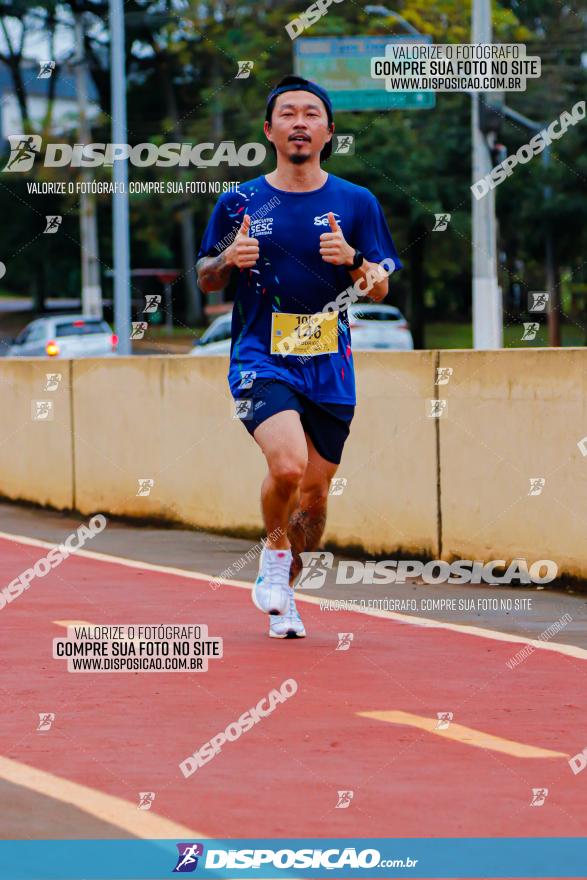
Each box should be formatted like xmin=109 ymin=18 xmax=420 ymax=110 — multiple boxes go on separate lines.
xmin=0 ymin=780 xmax=134 ymax=839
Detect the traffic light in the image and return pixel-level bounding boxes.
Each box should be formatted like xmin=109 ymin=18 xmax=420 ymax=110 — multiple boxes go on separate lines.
xmin=479 ymin=92 xmax=505 ymax=136
xmin=479 ymin=92 xmax=507 ymax=167
xmin=489 ymin=139 xmax=508 ymax=168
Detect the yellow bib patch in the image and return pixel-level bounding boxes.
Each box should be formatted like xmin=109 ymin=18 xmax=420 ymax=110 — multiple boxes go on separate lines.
xmin=270 ymin=311 xmax=339 ymax=357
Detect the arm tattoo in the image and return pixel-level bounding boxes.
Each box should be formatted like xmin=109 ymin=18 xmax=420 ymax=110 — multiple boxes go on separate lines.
xmin=196 ymin=253 xmax=232 ymax=292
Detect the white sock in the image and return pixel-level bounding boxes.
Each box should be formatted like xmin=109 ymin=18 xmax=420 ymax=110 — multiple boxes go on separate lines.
xmin=261 ymin=548 xmax=292 ymax=571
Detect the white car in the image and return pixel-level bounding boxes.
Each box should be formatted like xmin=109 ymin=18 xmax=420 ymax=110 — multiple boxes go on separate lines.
xmin=347 ymin=303 xmax=414 ymax=350
xmin=190 ymin=303 xmax=413 ymax=356
xmin=6 ymin=315 xmax=118 ymax=358
xmin=191 ymin=313 xmax=232 ymax=356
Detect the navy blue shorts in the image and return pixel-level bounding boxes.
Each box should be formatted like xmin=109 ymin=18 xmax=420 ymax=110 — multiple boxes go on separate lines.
xmin=234 ymin=378 xmax=354 ymax=465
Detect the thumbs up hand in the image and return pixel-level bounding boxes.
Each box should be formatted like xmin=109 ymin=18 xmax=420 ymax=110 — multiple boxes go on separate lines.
xmin=319 ymin=212 xmax=355 ymax=266
xmin=225 ymin=213 xmax=260 ymax=269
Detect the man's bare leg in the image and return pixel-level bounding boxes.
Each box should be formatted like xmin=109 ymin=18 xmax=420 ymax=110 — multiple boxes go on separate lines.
xmin=288 ymin=433 xmax=338 ymax=584
xmin=249 ymin=410 xmax=310 ymax=621
xmin=253 ymin=410 xmax=308 ymax=550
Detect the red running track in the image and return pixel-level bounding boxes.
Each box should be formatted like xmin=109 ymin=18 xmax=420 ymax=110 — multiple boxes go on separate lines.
xmin=1 ymin=534 xmax=586 ymax=856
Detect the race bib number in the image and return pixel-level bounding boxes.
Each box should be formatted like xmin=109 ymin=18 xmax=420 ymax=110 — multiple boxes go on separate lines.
xmin=270 ymin=311 xmax=339 ymax=357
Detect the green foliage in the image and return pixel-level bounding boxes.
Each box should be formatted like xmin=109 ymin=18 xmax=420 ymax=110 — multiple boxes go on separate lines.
xmin=0 ymin=0 xmax=585 ymax=331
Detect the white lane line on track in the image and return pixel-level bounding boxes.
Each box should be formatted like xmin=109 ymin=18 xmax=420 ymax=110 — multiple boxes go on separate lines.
xmin=0 ymin=754 xmax=207 ymax=839
xmin=1 ymin=529 xmax=586 ymax=661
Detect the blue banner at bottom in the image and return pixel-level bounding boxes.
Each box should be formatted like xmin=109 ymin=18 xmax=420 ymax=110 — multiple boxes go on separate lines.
xmin=0 ymin=838 xmax=584 ymax=879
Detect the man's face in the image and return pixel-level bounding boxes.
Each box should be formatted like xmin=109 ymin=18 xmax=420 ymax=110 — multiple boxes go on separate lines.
xmin=264 ymin=90 xmax=333 ymax=165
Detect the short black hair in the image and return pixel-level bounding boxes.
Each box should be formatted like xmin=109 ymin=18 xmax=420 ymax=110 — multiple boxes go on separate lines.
xmin=265 ymin=75 xmax=333 ymax=162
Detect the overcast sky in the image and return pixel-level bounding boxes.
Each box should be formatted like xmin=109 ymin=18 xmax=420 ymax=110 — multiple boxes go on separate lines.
xmin=0 ymin=10 xmax=78 ymax=64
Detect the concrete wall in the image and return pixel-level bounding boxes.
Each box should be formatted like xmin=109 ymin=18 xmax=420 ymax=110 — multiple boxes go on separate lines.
xmin=1 ymin=350 xmax=585 ymax=578
xmin=70 ymin=352 xmax=438 ymax=556
xmin=331 ymin=350 xmax=438 ymax=556
xmin=0 ymin=359 xmax=73 ymax=510
xmin=438 ymin=349 xmax=587 ymax=579
xmin=72 ymin=356 xmax=267 ymax=532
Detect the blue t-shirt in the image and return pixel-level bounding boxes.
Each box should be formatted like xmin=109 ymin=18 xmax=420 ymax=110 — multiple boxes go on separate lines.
xmin=196 ymin=173 xmax=402 ymax=405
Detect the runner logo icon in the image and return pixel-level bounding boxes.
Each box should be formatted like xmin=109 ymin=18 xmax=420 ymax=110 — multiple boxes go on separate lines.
xmin=238 ymin=371 xmax=256 ymax=390
xmin=435 ymin=712 xmax=453 ymax=731
xmin=3 ymin=135 xmax=42 ymax=172
xmin=137 ymin=791 xmax=155 ymax=810
xmin=530 ymin=788 xmax=549 ymax=807
xmin=297 ymin=551 xmax=334 ymax=589
xmin=173 ymin=843 xmax=204 ymax=872
xmin=37 ymin=712 xmax=55 ymax=731
xmin=333 ymin=134 xmax=355 ymax=155
xmin=336 ymin=790 xmax=354 ymax=808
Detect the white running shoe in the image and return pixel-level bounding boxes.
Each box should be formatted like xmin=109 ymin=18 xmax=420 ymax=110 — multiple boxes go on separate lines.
xmin=269 ymin=588 xmax=306 ymax=638
xmin=252 ymin=547 xmax=291 ymax=616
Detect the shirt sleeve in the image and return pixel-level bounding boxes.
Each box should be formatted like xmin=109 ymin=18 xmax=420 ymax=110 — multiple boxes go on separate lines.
xmin=353 ymin=191 xmax=403 ymax=273
xmin=196 ymin=194 xmax=241 ymax=260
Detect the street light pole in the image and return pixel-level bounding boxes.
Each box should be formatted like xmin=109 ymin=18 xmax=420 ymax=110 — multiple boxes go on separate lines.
xmin=471 ymin=0 xmax=502 ymax=349
xmin=497 ymin=106 xmax=559 ymax=346
xmin=74 ymin=14 xmax=102 ymax=318
xmin=109 ymin=0 xmax=131 ymax=354
xmin=542 ymin=144 xmax=559 ymax=346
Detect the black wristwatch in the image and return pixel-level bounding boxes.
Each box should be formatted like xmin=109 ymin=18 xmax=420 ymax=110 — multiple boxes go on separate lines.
xmin=346 ymin=248 xmax=364 ymax=270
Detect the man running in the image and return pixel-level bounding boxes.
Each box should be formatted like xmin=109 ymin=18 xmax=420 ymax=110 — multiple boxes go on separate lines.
xmin=196 ymin=75 xmax=402 ymax=639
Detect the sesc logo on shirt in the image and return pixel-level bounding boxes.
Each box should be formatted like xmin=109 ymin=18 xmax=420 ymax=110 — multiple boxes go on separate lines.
xmin=314 ymin=211 xmax=342 ymax=226
xmin=250 ymin=217 xmax=273 ymax=237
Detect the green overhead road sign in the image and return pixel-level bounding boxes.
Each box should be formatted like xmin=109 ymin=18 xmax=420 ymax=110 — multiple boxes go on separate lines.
xmin=294 ymin=35 xmax=436 ymax=112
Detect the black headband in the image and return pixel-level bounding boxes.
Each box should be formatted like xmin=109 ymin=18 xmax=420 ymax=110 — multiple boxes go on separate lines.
xmin=266 ymin=80 xmax=334 ymax=121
